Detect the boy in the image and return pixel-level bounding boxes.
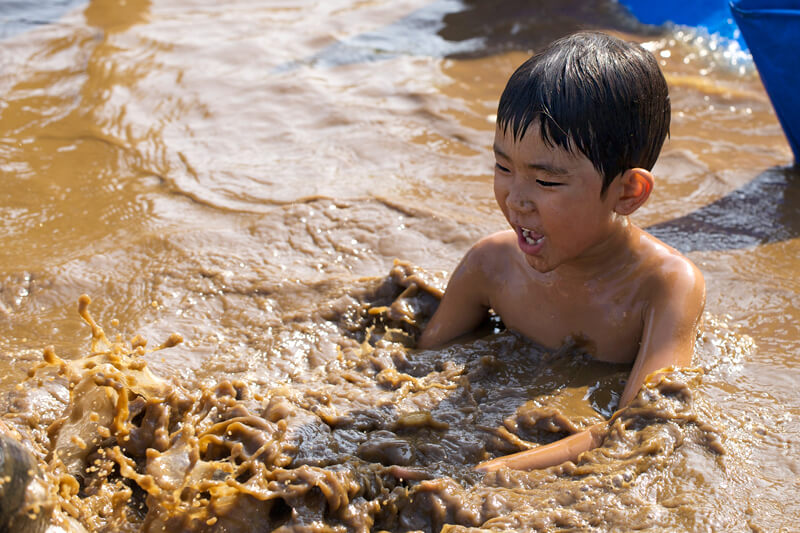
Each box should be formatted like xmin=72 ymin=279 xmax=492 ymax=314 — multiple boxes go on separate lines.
xmin=418 ymin=32 xmax=705 ymax=472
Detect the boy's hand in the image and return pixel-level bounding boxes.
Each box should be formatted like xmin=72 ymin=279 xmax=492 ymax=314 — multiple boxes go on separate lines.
xmin=475 ymin=423 xmax=606 ymax=472
xmin=386 ymin=465 xmax=432 ymax=480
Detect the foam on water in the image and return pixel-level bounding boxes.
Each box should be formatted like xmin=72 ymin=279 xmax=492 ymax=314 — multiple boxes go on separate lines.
xmin=643 ymin=26 xmax=755 ymax=78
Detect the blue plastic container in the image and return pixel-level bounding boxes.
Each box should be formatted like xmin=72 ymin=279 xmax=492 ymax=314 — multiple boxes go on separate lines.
xmin=621 ymin=0 xmax=799 ymax=162
xmin=620 ymin=0 xmax=745 ymax=45
xmin=730 ymin=0 xmax=800 ymax=161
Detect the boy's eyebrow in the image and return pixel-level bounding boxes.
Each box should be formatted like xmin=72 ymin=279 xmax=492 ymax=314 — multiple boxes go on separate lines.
xmin=493 ymin=144 xmax=569 ymax=176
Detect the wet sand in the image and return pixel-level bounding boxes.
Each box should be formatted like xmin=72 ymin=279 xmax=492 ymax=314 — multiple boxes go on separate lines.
xmin=1 ymin=0 xmax=799 ymax=531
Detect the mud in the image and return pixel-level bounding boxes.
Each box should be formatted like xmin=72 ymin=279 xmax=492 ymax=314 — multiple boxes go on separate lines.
xmin=2 ymin=271 xmax=740 ymax=532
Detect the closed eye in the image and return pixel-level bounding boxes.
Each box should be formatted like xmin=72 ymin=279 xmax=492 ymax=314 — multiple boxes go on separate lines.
xmin=495 ymin=163 xmax=510 ymax=173
xmin=536 ymin=179 xmax=563 ymax=187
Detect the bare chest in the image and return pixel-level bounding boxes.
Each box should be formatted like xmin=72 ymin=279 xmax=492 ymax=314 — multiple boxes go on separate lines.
xmin=490 ymin=281 xmax=644 ymax=363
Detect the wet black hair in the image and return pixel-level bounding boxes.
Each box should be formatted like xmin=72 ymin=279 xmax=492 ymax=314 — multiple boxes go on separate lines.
xmin=497 ymin=31 xmax=670 ymax=195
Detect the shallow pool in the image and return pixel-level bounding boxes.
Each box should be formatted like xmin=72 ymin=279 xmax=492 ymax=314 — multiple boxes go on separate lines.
xmin=1 ymin=1 xmax=798 ymax=531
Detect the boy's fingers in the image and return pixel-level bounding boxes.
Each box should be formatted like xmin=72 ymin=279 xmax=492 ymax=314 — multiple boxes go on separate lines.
xmin=386 ymin=465 xmax=431 ymax=480
xmin=474 ymin=458 xmax=504 ymax=472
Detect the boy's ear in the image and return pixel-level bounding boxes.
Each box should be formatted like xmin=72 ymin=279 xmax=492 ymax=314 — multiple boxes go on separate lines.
xmin=613 ymin=168 xmax=654 ymax=215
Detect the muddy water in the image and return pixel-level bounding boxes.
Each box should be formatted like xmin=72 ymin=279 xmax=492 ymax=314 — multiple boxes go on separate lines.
xmin=1 ymin=0 xmax=798 ymax=531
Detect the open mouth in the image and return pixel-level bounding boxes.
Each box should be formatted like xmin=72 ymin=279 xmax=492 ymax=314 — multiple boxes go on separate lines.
xmin=521 ymin=226 xmax=544 ymax=246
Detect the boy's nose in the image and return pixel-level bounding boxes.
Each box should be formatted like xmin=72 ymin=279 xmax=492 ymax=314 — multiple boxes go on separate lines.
xmin=506 ymin=189 xmax=535 ymax=213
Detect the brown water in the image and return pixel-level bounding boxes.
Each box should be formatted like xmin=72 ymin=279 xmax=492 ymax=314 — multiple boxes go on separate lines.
xmin=1 ymin=1 xmax=798 ymax=531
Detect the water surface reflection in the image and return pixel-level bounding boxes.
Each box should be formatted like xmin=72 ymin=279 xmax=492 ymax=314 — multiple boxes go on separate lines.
xmin=1 ymin=0 xmax=799 ymax=531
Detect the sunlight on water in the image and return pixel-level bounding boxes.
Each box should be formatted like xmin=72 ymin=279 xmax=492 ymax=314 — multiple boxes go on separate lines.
xmin=1 ymin=0 xmax=799 ymax=531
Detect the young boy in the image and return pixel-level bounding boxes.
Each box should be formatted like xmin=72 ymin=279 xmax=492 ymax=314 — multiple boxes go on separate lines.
xmin=418 ymin=31 xmax=705 ymax=472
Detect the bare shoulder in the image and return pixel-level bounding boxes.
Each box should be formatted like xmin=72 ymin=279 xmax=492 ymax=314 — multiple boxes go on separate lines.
xmin=638 ymin=228 xmax=705 ymax=310
xmin=616 ymin=229 xmax=706 ymax=406
xmin=453 ymin=229 xmax=526 ymax=296
xmin=417 ymin=230 xmax=518 ymax=349
xmin=444 ymin=229 xmax=521 ymax=307
xmin=465 ymin=229 xmax=519 ymax=273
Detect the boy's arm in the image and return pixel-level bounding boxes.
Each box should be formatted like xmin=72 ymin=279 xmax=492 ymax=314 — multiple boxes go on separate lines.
xmin=476 ymin=258 xmax=705 ymax=472
xmin=617 ymin=258 xmax=705 ymax=406
xmin=418 ymin=244 xmax=491 ymax=350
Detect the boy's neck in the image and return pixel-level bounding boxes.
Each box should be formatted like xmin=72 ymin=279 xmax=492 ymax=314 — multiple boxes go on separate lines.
xmin=546 ymin=217 xmax=638 ymax=282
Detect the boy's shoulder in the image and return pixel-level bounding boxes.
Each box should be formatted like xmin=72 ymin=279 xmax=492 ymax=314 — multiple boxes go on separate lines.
xmin=466 ymin=227 xmax=704 ymax=302
xmin=459 ymin=226 xmax=703 ymax=313
xmin=471 ymin=229 xmax=518 ymax=252
xmin=463 ymin=229 xmax=521 ymax=271
xmin=633 ymin=227 xmax=705 ymax=305
xmin=459 ymin=230 xmax=545 ymax=298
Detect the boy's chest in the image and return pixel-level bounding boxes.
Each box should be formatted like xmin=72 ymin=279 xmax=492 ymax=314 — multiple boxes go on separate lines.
xmin=490 ymin=282 xmax=645 ymax=364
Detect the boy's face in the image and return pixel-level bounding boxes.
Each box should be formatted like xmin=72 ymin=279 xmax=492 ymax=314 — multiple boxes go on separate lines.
xmin=493 ymin=124 xmax=623 ymax=273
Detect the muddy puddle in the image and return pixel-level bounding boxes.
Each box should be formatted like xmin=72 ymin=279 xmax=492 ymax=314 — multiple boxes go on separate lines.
xmin=1 ymin=0 xmax=799 ymax=531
